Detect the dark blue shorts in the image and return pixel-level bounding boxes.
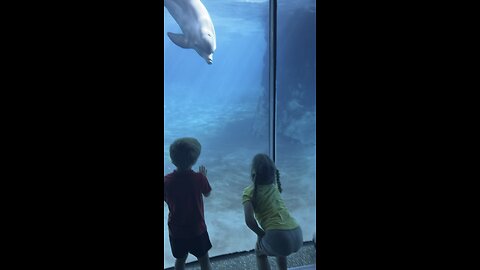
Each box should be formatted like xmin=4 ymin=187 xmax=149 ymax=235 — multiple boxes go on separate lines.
xmin=169 ymin=231 xmax=212 ymax=259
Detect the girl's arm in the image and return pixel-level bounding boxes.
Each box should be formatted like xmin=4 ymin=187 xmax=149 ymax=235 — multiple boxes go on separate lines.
xmin=243 ymin=201 xmax=265 ymax=237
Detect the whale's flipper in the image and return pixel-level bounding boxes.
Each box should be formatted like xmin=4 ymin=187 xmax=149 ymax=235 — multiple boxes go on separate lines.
xmin=167 ymin=32 xmax=190 ymax=48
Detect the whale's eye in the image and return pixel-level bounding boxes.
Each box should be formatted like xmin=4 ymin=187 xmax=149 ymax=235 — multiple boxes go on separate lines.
xmin=208 ymin=34 xmax=211 ymax=37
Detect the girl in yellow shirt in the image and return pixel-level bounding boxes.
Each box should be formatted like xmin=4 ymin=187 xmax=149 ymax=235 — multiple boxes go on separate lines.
xmin=242 ymin=153 xmax=303 ymax=270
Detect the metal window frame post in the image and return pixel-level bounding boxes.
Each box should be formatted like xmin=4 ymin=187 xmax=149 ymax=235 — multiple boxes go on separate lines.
xmin=268 ymin=0 xmax=277 ymax=162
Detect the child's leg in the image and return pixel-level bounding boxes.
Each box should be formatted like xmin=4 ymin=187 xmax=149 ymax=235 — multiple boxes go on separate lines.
xmin=256 ymin=254 xmax=271 ymax=270
xmin=256 ymin=239 xmax=271 ymax=270
xmin=190 ymin=232 xmax=213 ymax=270
xmin=197 ymin=252 xmax=212 ymax=270
xmin=170 ymin=236 xmax=189 ymax=270
xmin=276 ymin=256 xmax=287 ymax=270
xmin=174 ymin=254 xmax=188 ymax=270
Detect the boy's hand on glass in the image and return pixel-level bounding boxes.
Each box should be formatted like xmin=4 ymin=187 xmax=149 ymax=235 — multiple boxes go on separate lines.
xmin=199 ymin=165 xmax=207 ymax=177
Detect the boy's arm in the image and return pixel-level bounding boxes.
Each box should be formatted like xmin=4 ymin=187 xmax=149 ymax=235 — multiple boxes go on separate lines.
xmin=199 ymin=165 xmax=211 ymax=197
xmin=243 ymin=201 xmax=265 ymax=237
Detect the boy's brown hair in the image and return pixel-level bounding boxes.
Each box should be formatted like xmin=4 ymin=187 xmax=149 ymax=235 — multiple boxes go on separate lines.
xmin=169 ymin=137 xmax=202 ymax=170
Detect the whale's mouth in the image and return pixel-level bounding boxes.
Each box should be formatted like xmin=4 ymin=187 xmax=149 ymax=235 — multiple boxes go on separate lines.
xmin=206 ymin=53 xmax=213 ymax=65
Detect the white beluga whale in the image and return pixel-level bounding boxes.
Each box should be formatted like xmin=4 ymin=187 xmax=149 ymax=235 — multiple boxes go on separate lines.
xmin=164 ymin=0 xmax=216 ymax=65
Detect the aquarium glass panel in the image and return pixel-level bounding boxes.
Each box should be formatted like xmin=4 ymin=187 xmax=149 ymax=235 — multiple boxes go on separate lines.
xmin=275 ymin=0 xmax=317 ymax=244
xmin=164 ymin=0 xmax=270 ymax=267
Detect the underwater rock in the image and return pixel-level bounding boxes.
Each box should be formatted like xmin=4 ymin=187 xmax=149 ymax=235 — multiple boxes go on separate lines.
xmin=252 ymin=3 xmax=316 ymax=145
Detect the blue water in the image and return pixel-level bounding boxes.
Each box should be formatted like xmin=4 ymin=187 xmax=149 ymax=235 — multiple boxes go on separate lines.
xmin=164 ymin=0 xmax=316 ymax=268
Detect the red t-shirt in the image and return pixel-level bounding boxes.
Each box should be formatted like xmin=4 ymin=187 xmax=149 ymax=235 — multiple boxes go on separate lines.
xmin=164 ymin=169 xmax=212 ymax=239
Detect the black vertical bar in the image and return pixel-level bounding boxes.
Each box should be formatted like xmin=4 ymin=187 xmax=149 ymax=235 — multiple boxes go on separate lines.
xmin=269 ymin=0 xmax=277 ymax=162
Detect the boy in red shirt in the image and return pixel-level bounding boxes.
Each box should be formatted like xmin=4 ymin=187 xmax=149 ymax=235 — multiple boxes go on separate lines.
xmin=164 ymin=137 xmax=212 ymax=270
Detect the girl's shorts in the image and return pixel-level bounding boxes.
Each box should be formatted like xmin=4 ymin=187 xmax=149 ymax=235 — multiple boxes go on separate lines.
xmin=169 ymin=231 xmax=212 ymax=259
xmin=256 ymin=226 xmax=303 ymax=257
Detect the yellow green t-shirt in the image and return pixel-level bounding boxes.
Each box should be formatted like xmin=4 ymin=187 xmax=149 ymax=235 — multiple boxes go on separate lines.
xmin=242 ymin=183 xmax=299 ymax=231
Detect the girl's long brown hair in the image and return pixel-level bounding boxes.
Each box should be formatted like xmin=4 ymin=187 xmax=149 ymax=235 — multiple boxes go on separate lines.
xmin=251 ymin=154 xmax=283 ymax=208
